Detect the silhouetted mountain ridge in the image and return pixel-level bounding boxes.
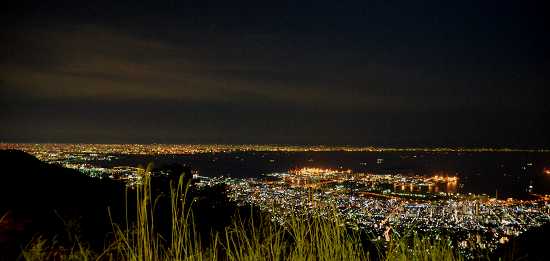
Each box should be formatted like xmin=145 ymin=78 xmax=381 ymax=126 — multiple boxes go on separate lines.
xmin=0 ymin=149 xmax=123 ymax=210
xmin=0 ymin=150 xmax=128 ymax=259
xmin=0 ymin=150 xmax=244 ymax=260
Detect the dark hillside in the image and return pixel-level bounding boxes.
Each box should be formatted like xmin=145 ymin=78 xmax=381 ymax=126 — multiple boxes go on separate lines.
xmin=0 ymin=150 xmax=125 ymax=259
xmin=0 ymin=150 xmax=248 ymax=260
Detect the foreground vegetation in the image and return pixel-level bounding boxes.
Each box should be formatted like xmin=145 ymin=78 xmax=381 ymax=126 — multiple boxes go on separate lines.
xmin=20 ymin=169 xmax=463 ymax=261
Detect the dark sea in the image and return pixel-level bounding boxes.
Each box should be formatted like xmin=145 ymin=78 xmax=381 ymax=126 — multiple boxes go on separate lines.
xmin=91 ymin=151 xmax=550 ymax=199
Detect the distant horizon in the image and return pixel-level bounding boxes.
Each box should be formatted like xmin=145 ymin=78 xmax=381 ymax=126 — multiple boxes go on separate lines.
xmin=1 ymin=142 xmax=548 ymax=152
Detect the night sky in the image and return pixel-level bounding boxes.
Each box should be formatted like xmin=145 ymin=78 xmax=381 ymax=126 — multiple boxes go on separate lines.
xmin=1 ymin=1 xmax=548 ymax=147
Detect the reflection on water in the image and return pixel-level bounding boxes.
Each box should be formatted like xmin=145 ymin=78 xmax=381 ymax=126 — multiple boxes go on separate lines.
xmin=447 ymin=180 xmax=457 ymax=193
xmin=395 ymin=177 xmax=458 ymax=194
xmin=91 ymin=151 xmax=550 ymax=198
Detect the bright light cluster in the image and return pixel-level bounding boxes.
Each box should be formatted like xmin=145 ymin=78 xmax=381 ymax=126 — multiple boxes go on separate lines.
xmin=431 ymin=175 xmax=459 ymax=182
xmin=289 ymin=167 xmax=351 ymax=176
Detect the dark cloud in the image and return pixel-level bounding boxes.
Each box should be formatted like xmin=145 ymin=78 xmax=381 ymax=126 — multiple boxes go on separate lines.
xmin=1 ymin=1 xmax=548 ymax=146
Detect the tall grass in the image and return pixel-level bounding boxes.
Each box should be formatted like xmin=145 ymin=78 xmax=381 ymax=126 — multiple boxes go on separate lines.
xmin=105 ymin=165 xmax=208 ymax=260
xmin=384 ymin=233 xmax=463 ymax=261
xmin=21 ymin=171 xmax=464 ymax=260
xmin=21 ymin=234 xmax=94 ymax=260
xmin=221 ymin=208 xmax=367 ymax=261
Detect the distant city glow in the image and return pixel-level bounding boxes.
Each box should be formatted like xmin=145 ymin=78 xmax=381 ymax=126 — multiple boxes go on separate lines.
xmin=0 ymin=143 xmax=547 ymax=157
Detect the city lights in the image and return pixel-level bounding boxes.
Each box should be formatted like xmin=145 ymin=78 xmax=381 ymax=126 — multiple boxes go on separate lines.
xmin=1 ymin=143 xmax=549 ymax=258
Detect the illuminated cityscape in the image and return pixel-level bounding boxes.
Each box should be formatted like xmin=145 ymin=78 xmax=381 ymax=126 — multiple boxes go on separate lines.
xmin=1 ymin=143 xmax=549 ymax=258
xmin=212 ymin=167 xmax=550 ymax=258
